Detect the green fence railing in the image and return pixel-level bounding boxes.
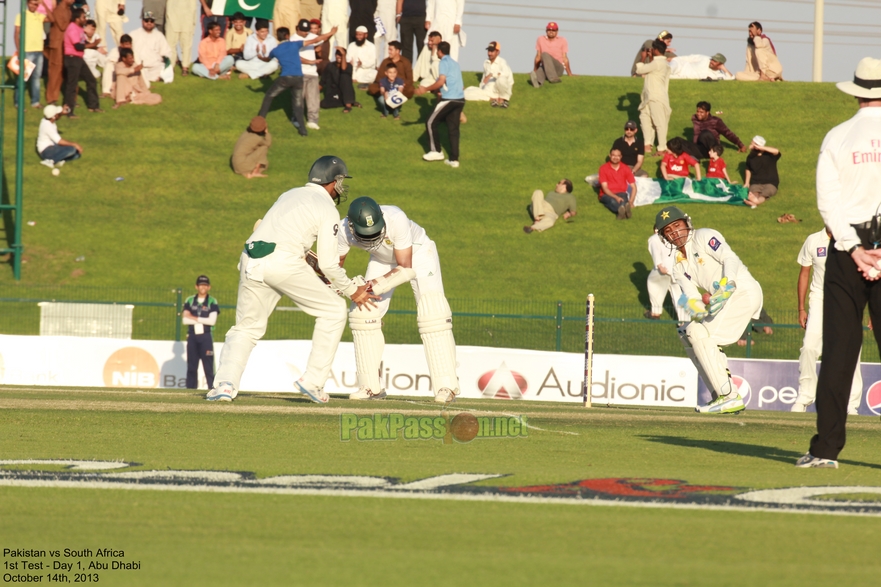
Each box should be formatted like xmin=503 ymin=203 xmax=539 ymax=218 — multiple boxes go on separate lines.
xmin=1 ymin=284 xmax=878 ymax=362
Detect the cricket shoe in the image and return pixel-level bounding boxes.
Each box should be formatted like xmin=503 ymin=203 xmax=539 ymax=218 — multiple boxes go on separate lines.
xmin=695 ymin=391 xmax=745 ymax=414
xmin=206 ymin=381 xmax=237 ymax=402
xmin=295 ymin=379 xmax=329 ymax=404
xmin=791 ymin=402 xmax=810 ymax=413
xmin=444 ymin=159 xmax=460 ymax=168
xmin=795 ymin=453 xmax=838 ymax=469
xmin=423 ymin=151 xmax=444 ymax=162
xmin=434 ymin=388 xmax=459 ymax=404
xmin=349 ymin=387 xmax=388 ymax=400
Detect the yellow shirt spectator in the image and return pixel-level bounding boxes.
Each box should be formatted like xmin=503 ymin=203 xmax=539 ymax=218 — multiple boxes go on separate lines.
xmin=15 ymin=9 xmax=47 ymax=53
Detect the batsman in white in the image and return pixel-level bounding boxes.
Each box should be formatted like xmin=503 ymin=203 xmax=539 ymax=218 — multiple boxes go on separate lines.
xmin=207 ymin=156 xmax=378 ymax=403
xmin=793 ymin=227 xmax=863 ymax=413
xmin=339 ymin=197 xmax=460 ymax=403
xmin=655 ymin=206 xmax=763 ymax=414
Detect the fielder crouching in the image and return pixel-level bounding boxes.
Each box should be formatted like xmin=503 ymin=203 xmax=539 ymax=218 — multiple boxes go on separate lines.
xmin=339 ymin=197 xmax=460 ymax=403
xmin=655 ymin=206 xmax=763 ymax=414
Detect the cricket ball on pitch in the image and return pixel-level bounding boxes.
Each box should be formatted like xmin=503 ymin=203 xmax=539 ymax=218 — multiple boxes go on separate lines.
xmin=450 ymin=413 xmax=479 ymax=443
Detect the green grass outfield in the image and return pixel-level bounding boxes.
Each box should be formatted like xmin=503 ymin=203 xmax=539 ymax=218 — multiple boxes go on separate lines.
xmin=2 ymin=387 xmax=881 ymax=585
xmin=0 ymin=73 xmax=857 ymax=316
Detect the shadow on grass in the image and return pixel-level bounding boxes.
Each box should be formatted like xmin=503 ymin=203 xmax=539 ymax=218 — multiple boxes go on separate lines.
xmin=629 ymin=261 xmax=651 ymax=309
xmin=401 ymin=96 xmax=440 ymax=152
xmin=640 ymin=435 xmax=881 ymax=470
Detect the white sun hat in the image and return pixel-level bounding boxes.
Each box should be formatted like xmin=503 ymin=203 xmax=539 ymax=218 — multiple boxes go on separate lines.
xmin=836 ymin=57 xmax=881 ymax=99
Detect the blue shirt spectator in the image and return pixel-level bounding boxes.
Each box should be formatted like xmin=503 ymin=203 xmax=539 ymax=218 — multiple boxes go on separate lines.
xmin=270 ymin=40 xmax=305 ymax=77
xmin=438 ymin=55 xmax=464 ymax=100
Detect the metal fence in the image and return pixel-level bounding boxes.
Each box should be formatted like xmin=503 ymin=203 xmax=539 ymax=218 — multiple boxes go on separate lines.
xmin=1 ymin=284 xmax=878 ymax=362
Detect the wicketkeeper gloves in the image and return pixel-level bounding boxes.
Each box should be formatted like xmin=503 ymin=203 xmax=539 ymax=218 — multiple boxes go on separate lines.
xmin=707 ymin=277 xmax=737 ymax=315
xmin=678 ymin=293 xmax=708 ymax=322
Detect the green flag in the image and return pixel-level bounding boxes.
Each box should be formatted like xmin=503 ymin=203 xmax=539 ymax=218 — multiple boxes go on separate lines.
xmin=212 ymin=0 xmax=275 ymax=20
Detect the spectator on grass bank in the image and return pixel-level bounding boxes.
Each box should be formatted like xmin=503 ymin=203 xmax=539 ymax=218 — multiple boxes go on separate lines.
xmin=112 ymin=48 xmax=162 ymax=107
xmin=661 ymin=138 xmax=701 ymax=181
xmin=424 ymin=0 xmax=464 ymax=62
xmin=706 ymin=144 xmax=734 ymax=183
xmin=416 ymin=41 xmax=465 ymax=168
xmin=37 ymin=105 xmax=82 ymax=169
xmin=166 ymin=0 xmax=198 ymax=76
xmin=93 ymin=0 xmax=126 ymax=49
xmin=683 ymin=101 xmax=746 ymax=160
xmin=598 ymin=148 xmax=637 ymax=220
xmin=101 ymin=33 xmax=137 ymax=96
xmin=347 ymin=25 xmax=378 ymax=85
xmin=744 ymin=136 xmax=781 ymax=208
xmin=631 ymin=30 xmax=673 ymax=77
xmin=200 ymin=0 xmax=227 ymax=38
xmin=237 ymin=20 xmax=279 ymax=80
xmin=310 ymin=19 xmax=331 ymax=76
xmin=193 ymin=21 xmax=234 ymax=79
xmin=612 ymin=120 xmax=648 ymax=178
xmin=669 ymin=53 xmax=733 ymax=81
xmin=300 ymin=0 xmax=321 ymax=22
xmin=320 ymin=0 xmax=348 ymax=53
xmin=82 ymin=19 xmax=108 ymax=79
xmin=47 ymin=0 xmax=75 ymax=106
xmin=368 ymin=40 xmax=414 ymax=99
xmin=376 ymin=62 xmax=406 ymax=119
xmin=398 ymin=0 xmax=427 ymax=64
xmin=414 ymin=31 xmax=442 ymax=87
xmin=736 ymin=22 xmax=782 ymax=82
xmin=63 ymin=8 xmax=102 ymax=117
xmin=130 ymin=11 xmax=175 ymax=83
xmin=183 ymin=275 xmax=219 ymax=390
xmin=232 ymin=116 xmax=272 ymax=178
xmin=225 ymin=12 xmax=251 ymax=63
xmin=296 ymin=19 xmax=322 ymax=131
xmin=13 ymin=0 xmax=47 ymax=109
xmin=531 ymin=22 xmax=573 ymax=87
xmin=464 ymin=41 xmax=513 ymax=108
xmin=320 ymin=48 xmax=359 ymax=111
xmin=523 ymin=179 xmax=576 ymax=234
xmin=374 ymin=0 xmax=398 ymax=65
xmin=142 ymin=0 xmax=167 ymax=33
xmin=636 ymin=39 xmax=671 ymax=157
xmin=348 ymin=0 xmax=377 ymax=45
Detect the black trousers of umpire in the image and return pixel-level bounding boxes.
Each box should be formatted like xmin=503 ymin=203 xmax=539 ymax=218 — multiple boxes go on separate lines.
xmin=187 ymin=332 xmax=216 ymax=390
xmin=810 ymin=235 xmax=881 ymax=460
xmin=427 ymin=98 xmax=465 ymax=162
xmin=258 ymin=76 xmax=306 ymax=136
xmin=63 ymin=55 xmax=99 ymax=113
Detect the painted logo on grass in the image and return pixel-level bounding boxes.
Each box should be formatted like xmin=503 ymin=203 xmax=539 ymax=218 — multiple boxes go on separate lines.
xmin=2 ymin=461 xmax=880 ymax=516
xmin=339 ymin=413 xmax=528 ymax=443
xmin=103 ymin=347 xmax=159 ymax=388
xmin=866 ymin=381 xmax=881 ymax=416
xmin=478 ymin=362 xmax=528 ymax=399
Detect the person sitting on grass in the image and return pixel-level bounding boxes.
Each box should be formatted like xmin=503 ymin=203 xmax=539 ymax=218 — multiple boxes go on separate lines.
xmin=36 ymin=105 xmax=82 ymax=169
xmin=598 ymin=148 xmax=637 ymax=220
xmin=193 ymin=22 xmax=234 ymax=79
xmin=377 ymin=62 xmax=405 ymax=119
xmin=661 ymin=137 xmax=701 ymax=181
xmin=237 ymin=19 xmax=279 ymax=80
xmin=706 ymin=143 xmax=735 ymax=183
xmin=231 ymin=116 xmax=271 ymax=178
xmin=744 ymin=135 xmax=781 ymax=208
xmin=320 ymin=48 xmax=359 ymax=112
xmin=225 ymin=12 xmax=251 ymax=64
xmin=112 ymin=48 xmax=162 ymax=107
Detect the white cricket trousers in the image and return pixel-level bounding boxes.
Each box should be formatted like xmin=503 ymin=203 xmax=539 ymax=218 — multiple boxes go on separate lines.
xmin=796 ymin=296 xmax=862 ymax=411
xmin=216 ymin=251 xmax=348 ymax=391
xmin=363 ymin=241 xmax=445 ymax=314
xmin=701 ymin=284 xmax=763 ymax=346
xmin=647 ymin=269 xmax=688 ymax=321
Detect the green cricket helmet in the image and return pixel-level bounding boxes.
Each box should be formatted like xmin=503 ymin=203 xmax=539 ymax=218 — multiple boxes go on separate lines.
xmin=655 ymin=206 xmax=693 ymax=246
xmin=347 ymin=197 xmax=386 ymax=249
xmin=308 ymin=155 xmax=351 ymax=205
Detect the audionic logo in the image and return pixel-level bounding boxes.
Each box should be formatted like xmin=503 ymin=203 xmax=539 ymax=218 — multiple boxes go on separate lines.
xmin=866 ymin=381 xmax=881 ymax=416
xmin=103 ymin=347 xmax=160 ymax=388
xmin=478 ymin=362 xmax=527 ymax=399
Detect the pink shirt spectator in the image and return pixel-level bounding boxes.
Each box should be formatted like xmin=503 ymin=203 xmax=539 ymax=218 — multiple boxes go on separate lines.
xmin=64 ymin=21 xmax=85 ymax=57
xmin=198 ymin=36 xmax=228 ymax=69
xmin=37 ymin=0 xmax=55 ymax=16
xmin=535 ymin=35 xmax=568 ymax=64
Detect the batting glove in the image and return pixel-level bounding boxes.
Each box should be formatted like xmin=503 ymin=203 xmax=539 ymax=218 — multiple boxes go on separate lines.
xmin=708 ymin=277 xmax=737 ymax=315
xmin=678 ymin=293 xmax=708 ymax=322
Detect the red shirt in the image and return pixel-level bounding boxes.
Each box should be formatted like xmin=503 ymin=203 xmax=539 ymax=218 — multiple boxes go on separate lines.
xmin=707 ymin=157 xmax=727 ymax=179
xmin=598 ymin=161 xmax=635 ymax=196
xmin=663 ymin=152 xmax=698 ymax=178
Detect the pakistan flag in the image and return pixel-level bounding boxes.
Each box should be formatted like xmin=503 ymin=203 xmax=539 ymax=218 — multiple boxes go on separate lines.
xmin=212 ymin=0 xmax=275 ymax=20
xmin=632 ymin=177 xmax=750 ymax=207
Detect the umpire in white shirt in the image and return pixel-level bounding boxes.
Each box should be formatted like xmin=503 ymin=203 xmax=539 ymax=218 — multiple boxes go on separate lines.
xmin=798 ymin=57 xmax=881 ymax=469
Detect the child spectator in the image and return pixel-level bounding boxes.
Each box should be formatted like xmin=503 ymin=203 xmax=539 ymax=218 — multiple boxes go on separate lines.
xmin=661 ymin=137 xmax=701 ymax=180
xmin=37 ymin=105 xmax=83 ymax=169
xmin=83 ymin=19 xmax=108 ymax=78
xmin=377 ymin=62 xmax=405 ymax=119
xmin=706 ymin=144 xmax=734 ymax=182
